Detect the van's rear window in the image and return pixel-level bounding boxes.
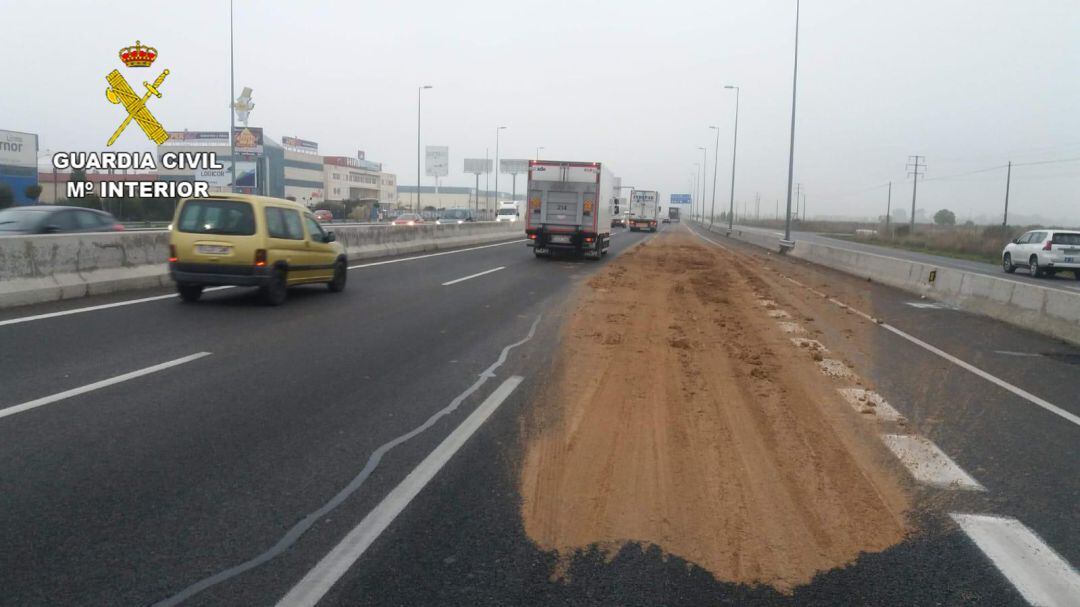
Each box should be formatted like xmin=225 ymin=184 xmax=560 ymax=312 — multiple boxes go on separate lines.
xmin=178 ymin=200 xmax=255 ymax=236
xmin=1051 ymin=232 xmax=1080 ymax=245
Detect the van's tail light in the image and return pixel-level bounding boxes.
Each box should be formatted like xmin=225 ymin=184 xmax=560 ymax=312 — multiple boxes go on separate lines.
xmin=168 ymin=245 xmax=177 ymax=263
xmin=1043 ymin=240 xmax=1053 ymax=251
xmin=255 ymin=249 xmax=268 ymax=266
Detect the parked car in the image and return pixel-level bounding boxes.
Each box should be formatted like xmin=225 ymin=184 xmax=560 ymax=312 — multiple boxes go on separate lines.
xmin=169 ymin=194 xmax=347 ymax=305
xmin=436 ymin=208 xmax=475 ymax=224
xmin=1002 ymin=229 xmax=1080 ymax=279
xmin=313 ymin=209 xmax=333 ymax=223
xmin=0 ymin=206 xmax=124 ymax=235
xmin=392 ymin=213 xmax=424 ymax=226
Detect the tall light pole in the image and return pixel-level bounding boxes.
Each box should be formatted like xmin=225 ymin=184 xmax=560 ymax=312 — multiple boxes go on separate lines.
xmin=693 ymin=163 xmax=701 ymax=220
xmin=782 ymin=0 xmax=801 ymax=244
xmin=416 ymin=84 xmax=433 ymax=212
xmin=708 ymin=126 xmax=720 ymax=228
xmin=724 ymin=85 xmax=740 ymax=232
xmin=495 ymin=126 xmax=507 ymax=206
xmin=536 ymin=146 xmax=544 ymax=161
xmin=697 ymin=146 xmax=707 ymax=222
xmin=229 ymin=0 xmax=236 ymax=192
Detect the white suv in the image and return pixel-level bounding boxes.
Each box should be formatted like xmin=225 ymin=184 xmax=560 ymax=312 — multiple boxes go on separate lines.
xmin=1002 ymin=229 xmax=1080 ymax=279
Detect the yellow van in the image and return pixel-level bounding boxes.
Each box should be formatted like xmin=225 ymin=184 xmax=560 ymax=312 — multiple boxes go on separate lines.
xmin=168 ymin=194 xmax=347 ymax=305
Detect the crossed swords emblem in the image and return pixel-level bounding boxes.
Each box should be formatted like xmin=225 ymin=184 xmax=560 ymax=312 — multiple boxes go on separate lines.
xmin=105 ymin=68 xmax=169 ymax=146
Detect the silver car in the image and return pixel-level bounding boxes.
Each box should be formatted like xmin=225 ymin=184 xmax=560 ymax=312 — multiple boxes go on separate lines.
xmin=1002 ymin=229 xmax=1080 ymax=279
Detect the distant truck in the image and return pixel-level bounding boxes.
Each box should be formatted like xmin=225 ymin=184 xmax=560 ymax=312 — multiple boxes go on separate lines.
xmin=525 ymin=160 xmax=614 ymax=259
xmin=668 ymin=207 xmax=680 ymax=223
xmin=629 ymin=189 xmax=659 ymax=232
xmin=496 ymin=201 xmax=519 ymax=222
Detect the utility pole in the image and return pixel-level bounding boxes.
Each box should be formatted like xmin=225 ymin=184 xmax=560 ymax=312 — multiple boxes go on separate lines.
xmin=229 ymin=0 xmax=236 ymax=193
xmin=697 ymin=147 xmax=708 ymax=222
xmin=907 ymin=155 xmax=926 ymax=233
xmin=495 ymin=126 xmax=507 ymax=207
xmin=885 ymin=181 xmax=892 ymax=235
xmin=709 ymin=125 xmax=720 ymax=228
xmin=724 ymin=85 xmax=740 ymax=232
xmin=755 ymin=192 xmax=760 ymax=221
xmin=794 ymin=183 xmax=802 ymax=219
xmin=416 ymin=85 xmax=432 ymax=212
xmin=1002 ymin=160 xmax=1012 ymax=229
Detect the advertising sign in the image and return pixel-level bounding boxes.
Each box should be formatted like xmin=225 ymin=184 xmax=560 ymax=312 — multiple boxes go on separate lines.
xmin=0 ymin=130 xmax=38 ymax=168
xmin=499 ymin=159 xmax=529 ymax=175
xmin=464 ymin=158 xmax=492 ymax=174
xmin=164 ymin=131 xmax=229 ymax=144
xmin=233 ymin=126 xmax=264 ymax=156
xmin=670 ymin=194 xmax=692 ymax=204
xmin=195 ymin=161 xmax=257 ymax=188
xmin=282 ymin=136 xmax=318 ymax=154
xmin=425 ymin=146 xmax=449 ymax=177
xmin=632 ymin=190 xmax=658 ymax=204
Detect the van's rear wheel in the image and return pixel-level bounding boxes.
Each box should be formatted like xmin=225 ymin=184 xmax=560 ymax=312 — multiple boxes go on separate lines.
xmin=328 ymin=260 xmax=347 ymax=292
xmin=260 ymin=268 xmax=288 ymax=306
xmin=177 ymin=284 xmax=203 ymax=303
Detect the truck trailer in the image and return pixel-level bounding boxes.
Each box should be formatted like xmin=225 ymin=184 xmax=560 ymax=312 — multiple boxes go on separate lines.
xmin=525 ymin=160 xmax=614 ymax=259
xmin=629 ymin=189 xmax=659 ymax=232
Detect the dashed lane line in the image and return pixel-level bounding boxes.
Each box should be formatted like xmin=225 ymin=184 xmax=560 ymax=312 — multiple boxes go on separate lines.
xmin=442 ymin=266 xmax=506 ymax=286
xmin=881 ymin=434 xmax=986 ymax=491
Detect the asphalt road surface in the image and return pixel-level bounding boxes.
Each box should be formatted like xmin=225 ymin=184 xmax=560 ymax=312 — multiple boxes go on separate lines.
xmin=1 ymin=223 xmax=1077 ymax=606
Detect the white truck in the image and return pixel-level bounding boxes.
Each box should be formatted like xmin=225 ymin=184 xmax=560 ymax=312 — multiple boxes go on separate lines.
xmin=496 ymin=201 xmax=519 ymax=222
xmin=629 ymin=189 xmax=659 ymax=232
xmin=526 ymin=160 xmax=614 ymax=259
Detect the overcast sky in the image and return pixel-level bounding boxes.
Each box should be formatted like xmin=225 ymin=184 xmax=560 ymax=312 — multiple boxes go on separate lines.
xmin=3 ymin=0 xmax=1078 ymax=223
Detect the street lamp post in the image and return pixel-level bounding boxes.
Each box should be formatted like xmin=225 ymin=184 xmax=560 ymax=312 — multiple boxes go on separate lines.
xmin=416 ymin=84 xmax=433 ymax=213
xmin=709 ymin=126 xmax=720 ymax=228
xmin=693 ymin=162 xmax=701 ymax=221
xmin=724 ymin=85 xmax=740 ymax=232
xmin=494 ymin=126 xmax=507 ymax=218
xmin=229 ymin=0 xmax=236 ymax=193
xmin=697 ymin=146 xmax=707 ymax=222
xmin=536 ymin=146 xmax=544 ymax=161
xmin=782 ymin=0 xmax=801 ymax=244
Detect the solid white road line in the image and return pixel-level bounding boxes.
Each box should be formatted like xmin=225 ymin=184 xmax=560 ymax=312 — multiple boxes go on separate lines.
xmin=276 ymin=376 xmax=525 ymax=607
xmin=690 ymin=224 xmax=1080 ymax=430
xmin=0 ymin=240 xmax=528 ymax=329
xmin=951 ymin=513 xmax=1080 ymax=607
xmin=838 ymin=388 xmax=905 ymax=422
xmin=881 ymin=434 xmax=985 ymax=491
xmin=0 ymin=352 xmax=212 ymax=421
xmin=441 ymin=266 xmax=506 ymax=286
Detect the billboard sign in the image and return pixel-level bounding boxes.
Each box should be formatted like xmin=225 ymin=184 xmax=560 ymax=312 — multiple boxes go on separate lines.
xmin=425 ymin=146 xmax=449 ymax=177
xmin=669 ymin=194 xmax=692 ymax=204
xmin=233 ymin=126 xmax=264 ymax=156
xmin=282 ymin=136 xmax=319 ymax=154
xmin=500 ymin=159 xmax=529 ymax=174
xmin=0 ymin=130 xmax=38 ymax=168
xmin=464 ymin=158 xmax=492 ymax=174
xmin=164 ymin=131 xmax=229 ymax=144
xmin=194 ymin=160 xmax=257 ymax=188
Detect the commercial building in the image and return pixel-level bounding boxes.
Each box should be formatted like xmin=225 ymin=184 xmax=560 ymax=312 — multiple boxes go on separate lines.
xmin=156 ymin=128 xmax=284 ymax=198
xmin=36 ymin=170 xmax=158 ymax=204
xmin=0 ymin=129 xmax=39 ymax=204
xmin=396 ymin=186 xmax=522 ymax=218
xmin=281 ymin=136 xmax=324 ymax=206
xmin=323 ymin=153 xmax=382 ymax=203
xmin=378 ymin=172 xmax=397 ymax=208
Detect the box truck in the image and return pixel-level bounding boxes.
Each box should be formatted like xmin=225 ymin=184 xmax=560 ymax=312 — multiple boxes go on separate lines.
xmin=525 ymin=160 xmax=614 ymax=259
xmin=629 ymin=189 xmax=659 ymax=232
xmin=668 ymin=207 xmax=680 ymax=223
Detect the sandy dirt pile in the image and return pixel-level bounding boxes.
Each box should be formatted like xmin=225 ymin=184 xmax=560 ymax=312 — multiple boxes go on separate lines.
xmin=519 ymin=230 xmax=910 ymax=591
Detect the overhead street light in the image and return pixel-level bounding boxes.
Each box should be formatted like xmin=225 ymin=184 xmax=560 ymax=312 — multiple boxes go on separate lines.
xmin=724 ymin=85 xmax=740 ymax=232
xmin=782 ymin=1 xmax=801 ymax=246
xmin=536 ymin=146 xmax=544 ymax=161
xmin=495 ymin=126 xmax=508 ymax=214
xmin=693 ymin=162 xmax=701 ymax=221
xmin=416 ymin=84 xmax=433 ymax=212
xmin=708 ymin=126 xmax=720 ymax=228
xmin=697 ymin=146 xmax=707 ymax=222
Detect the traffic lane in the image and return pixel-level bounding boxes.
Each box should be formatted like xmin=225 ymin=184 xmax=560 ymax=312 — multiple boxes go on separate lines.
xmin=0 ymin=231 xmax=647 ymax=606
xmin=317 ymin=328 xmax=1021 ymax=607
xmin=709 ymin=233 xmax=1080 ymax=565
xmin=0 ymin=238 xmax=533 ymax=404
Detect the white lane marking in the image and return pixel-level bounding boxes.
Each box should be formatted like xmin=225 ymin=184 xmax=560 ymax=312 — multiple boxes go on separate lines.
xmin=347 ymin=238 xmax=526 ymax=270
xmin=0 ymin=240 xmax=528 ymax=329
xmin=0 ymin=287 xmax=232 ymax=328
xmin=775 ymin=262 xmax=1080 ymax=430
xmin=881 ymin=434 xmax=985 ymax=491
xmin=838 ymin=388 xmax=905 ymax=422
xmin=277 ymin=376 xmax=525 ymax=607
xmin=952 ymin=513 xmax=1080 ymax=607
xmin=441 ymin=266 xmax=506 ymax=286
xmin=0 ymin=352 xmax=212 ymax=421
xmin=905 ymin=301 xmax=951 ymax=309
xmin=994 ymin=350 xmax=1043 ymax=358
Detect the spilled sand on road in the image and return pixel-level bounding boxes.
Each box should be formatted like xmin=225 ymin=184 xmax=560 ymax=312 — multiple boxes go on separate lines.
xmin=519 ymin=230 xmax=910 ymax=592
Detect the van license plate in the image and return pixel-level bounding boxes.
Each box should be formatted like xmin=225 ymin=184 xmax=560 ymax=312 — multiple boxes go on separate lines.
xmin=550 ymin=235 xmax=571 ymax=244
xmin=1066 ymin=257 xmax=1074 ymax=263
xmin=196 ymin=245 xmax=230 ymax=255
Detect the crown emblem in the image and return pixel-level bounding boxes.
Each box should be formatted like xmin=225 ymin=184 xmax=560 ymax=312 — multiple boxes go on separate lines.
xmin=119 ymin=40 xmax=157 ymax=68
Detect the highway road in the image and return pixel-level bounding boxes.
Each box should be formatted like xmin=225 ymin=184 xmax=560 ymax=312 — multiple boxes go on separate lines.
xmin=731 ymin=224 xmax=1080 ymax=294
xmin=1 ymin=223 xmax=1077 ymax=606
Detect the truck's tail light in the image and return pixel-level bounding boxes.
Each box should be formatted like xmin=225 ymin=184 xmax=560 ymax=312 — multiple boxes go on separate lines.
xmin=584 ymin=236 xmax=594 ymax=243
xmin=528 ymin=233 xmax=537 ymax=240
xmin=1043 ymin=240 xmax=1053 ymax=251
xmin=168 ymin=245 xmax=177 ymax=263
xmin=255 ymin=249 xmax=268 ymax=266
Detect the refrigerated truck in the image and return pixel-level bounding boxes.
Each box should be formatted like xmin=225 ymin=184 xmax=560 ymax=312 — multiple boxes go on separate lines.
xmin=525 ymin=160 xmax=614 ymax=259
xmin=629 ymin=189 xmax=659 ymax=232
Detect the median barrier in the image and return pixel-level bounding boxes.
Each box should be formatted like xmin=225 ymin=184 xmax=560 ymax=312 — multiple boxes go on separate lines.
xmin=696 ymin=222 xmax=1080 ymax=346
xmin=0 ymin=222 xmax=521 ymax=309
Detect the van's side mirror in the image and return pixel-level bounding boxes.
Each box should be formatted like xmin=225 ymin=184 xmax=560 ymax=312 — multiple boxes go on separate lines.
xmin=325 ymin=232 xmax=336 ymax=243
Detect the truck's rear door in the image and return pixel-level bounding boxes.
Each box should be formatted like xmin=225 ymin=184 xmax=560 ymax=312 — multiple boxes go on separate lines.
xmin=529 ymin=163 xmax=599 ymax=230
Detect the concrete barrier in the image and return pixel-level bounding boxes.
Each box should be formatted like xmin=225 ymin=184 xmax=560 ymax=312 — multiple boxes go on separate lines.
xmin=695 ymin=222 xmax=1080 ymax=346
xmin=0 ymin=222 xmax=521 ymax=309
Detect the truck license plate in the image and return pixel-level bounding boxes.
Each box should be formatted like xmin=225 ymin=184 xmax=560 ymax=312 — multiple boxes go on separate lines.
xmin=196 ymin=245 xmax=230 ymax=255
xmin=550 ymin=235 xmax=570 ymax=244
xmin=1066 ymin=257 xmax=1074 ymax=263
